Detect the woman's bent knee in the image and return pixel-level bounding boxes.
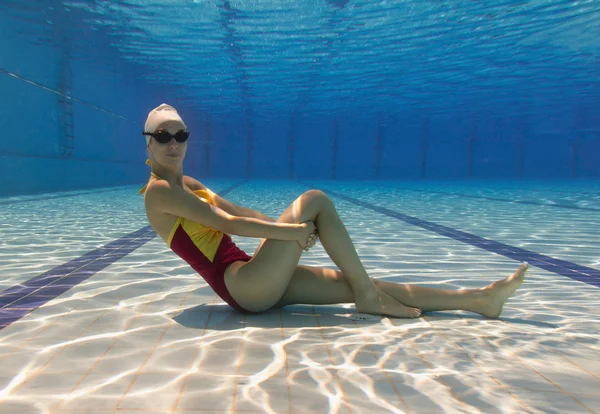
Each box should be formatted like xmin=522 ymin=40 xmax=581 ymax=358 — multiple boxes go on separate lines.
xmin=304 ymin=189 xmax=333 ymax=211
xmin=305 ymin=189 xmax=328 ymax=200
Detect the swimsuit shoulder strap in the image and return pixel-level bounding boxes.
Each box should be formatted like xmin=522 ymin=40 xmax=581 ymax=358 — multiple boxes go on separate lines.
xmin=138 ymin=166 xmax=164 ymax=195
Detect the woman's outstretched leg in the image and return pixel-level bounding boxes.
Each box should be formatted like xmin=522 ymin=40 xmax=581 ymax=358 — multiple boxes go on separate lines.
xmin=273 ymin=262 xmax=529 ymax=319
xmin=374 ymin=262 xmax=529 ymax=318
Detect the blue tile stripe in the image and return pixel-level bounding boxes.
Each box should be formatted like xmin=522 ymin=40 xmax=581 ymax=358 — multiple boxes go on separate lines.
xmin=392 ymin=186 xmax=600 ymax=212
xmin=472 ymin=185 xmax=600 ymax=197
xmin=311 ymin=186 xmax=600 ymax=288
xmin=0 ymin=181 xmax=247 ymax=330
xmin=0 ymin=226 xmax=156 ymax=329
xmin=0 ymin=187 xmax=134 ymax=206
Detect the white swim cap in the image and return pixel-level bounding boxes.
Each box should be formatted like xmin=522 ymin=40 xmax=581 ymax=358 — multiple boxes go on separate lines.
xmin=144 ymin=103 xmax=187 ymax=145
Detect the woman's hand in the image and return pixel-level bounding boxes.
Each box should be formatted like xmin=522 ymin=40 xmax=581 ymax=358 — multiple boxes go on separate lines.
xmin=296 ymin=221 xmax=319 ymax=251
xmin=302 ymin=231 xmax=319 ymax=251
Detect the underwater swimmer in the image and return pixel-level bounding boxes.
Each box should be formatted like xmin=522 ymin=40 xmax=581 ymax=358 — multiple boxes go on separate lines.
xmin=140 ymin=103 xmax=528 ymax=317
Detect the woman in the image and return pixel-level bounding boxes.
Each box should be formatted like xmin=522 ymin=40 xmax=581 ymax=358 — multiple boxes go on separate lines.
xmin=139 ymin=104 xmax=528 ymax=318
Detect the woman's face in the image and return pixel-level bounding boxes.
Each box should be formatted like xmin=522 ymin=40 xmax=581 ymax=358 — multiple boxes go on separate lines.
xmin=148 ymin=120 xmax=188 ymax=167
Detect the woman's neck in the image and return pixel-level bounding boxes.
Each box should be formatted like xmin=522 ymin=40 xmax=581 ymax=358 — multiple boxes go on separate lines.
xmin=151 ymin=166 xmax=184 ymax=186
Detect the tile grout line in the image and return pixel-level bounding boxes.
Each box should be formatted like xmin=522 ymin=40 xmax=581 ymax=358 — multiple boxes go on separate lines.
xmin=504 ymin=347 xmax=596 ymax=413
xmin=4 ymin=181 xmax=597 ymax=412
xmin=0 ymin=315 xmax=65 ymax=365
xmin=47 ymin=298 xmax=153 ymax=414
xmin=420 ymin=315 xmax=535 ymax=413
xmin=0 ymin=228 xmax=155 ymax=315
xmin=568 ymin=396 xmax=597 ymax=414
xmin=380 ymin=184 xmax=600 ymax=213
xmin=2 ymin=181 xmax=241 ymax=411
xmin=34 ymin=296 xmax=126 ymax=375
xmin=389 ymin=318 xmax=482 ymax=414
xmin=460 ymin=312 xmax=600 ymax=388
xmin=1 ymin=180 xmax=248 ymax=331
xmin=0 ymin=295 xmax=127 ymax=409
xmin=171 ymin=305 xmax=215 ymax=414
xmin=300 ymin=180 xmax=598 ymax=411
xmin=563 ymin=332 xmax=600 ymax=355
xmin=0 ymin=304 xmax=99 ymax=405
xmin=111 ymin=291 xmax=192 ymax=413
xmin=0 ymin=186 xmax=137 ymax=206
xmin=498 ymin=387 xmax=600 ymax=397
xmin=280 ymin=308 xmax=293 ymax=414
xmin=312 ymin=305 xmax=352 ymax=414
xmin=454 ymin=313 xmax=598 ymax=413
xmin=298 ymin=181 xmax=600 ymax=287
xmin=535 ymin=340 xmax=600 ymax=383
xmin=351 ymin=319 xmax=412 ymax=414
xmin=0 ymin=300 xmax=112 ymax=354
xmin=230 ymin=312 xmax=248 ymax=414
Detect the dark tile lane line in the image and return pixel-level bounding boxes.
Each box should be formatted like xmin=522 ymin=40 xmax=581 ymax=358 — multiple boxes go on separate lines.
xmin=2 ymin=180 xmax=596 ymax=331
xmin=384 ymin=186 xmax=600 ymax=212
xmin=302 ymin=184 xmax=600 ymax=289
xmin=0 ymin=181 xmax=248 ymax=331
xmin=0 ymin=186 xmax=136 ymax=206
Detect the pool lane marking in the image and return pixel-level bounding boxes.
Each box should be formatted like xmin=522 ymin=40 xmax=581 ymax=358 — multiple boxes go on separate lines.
xmin=2 ymin=180 xmax=597 ymax=332
xmin=382 ymin=185 xmax=600 ymax=212
xmin=303 ymin=184 xmax=600 ymax=288
xmin=0 ymin=181 xmax=248 ymax=331
xmin=0 ymin=226 xmax=156 ymax=330
xmin=0 ymin=186 xmax=136 ymax=206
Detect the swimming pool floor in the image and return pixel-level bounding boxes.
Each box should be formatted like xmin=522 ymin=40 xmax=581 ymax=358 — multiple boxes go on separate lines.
xmin=0 ymin=180 xmax=598 ymax=413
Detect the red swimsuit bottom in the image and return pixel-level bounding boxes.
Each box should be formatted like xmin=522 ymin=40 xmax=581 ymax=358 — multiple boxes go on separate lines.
xmin=170 ymin=225 xmax=253 ymax=313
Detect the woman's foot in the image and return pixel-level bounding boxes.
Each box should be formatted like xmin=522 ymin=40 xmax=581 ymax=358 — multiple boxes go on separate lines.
xmin=474 ymin=262 xmax=529 ymax=318
xmin=356 ymin=288 xmax=422 ymax=319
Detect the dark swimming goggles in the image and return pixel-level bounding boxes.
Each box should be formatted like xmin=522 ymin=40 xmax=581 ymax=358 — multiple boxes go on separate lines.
xmin=142 ymin=130 xmax=190 ymax=144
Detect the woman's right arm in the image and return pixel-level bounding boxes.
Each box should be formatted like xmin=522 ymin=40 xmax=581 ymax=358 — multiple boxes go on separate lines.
xmin=145 ymin=181 xmax=302 ymax=241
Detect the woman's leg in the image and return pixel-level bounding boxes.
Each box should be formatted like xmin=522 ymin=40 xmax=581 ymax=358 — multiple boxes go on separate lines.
xmin=274 ymin=262 xmax=529 ymax=319
xmin=225 ymin=190 xmax=420 ymax=318
xmin=374 ymin=262 xmax=528 ymax=317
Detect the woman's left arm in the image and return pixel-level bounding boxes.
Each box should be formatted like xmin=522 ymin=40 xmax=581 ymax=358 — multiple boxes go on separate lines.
xmin=186 ymin=176 xmax=277 ymax=223
xmin=236 ymin=206 xmax=277 ymax=223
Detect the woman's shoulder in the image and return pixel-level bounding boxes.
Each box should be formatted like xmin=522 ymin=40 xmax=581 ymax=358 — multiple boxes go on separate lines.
xmin=183 ymin=175 xmax=207 ymax=192
xmin=145 ymin=175 xmax=201 ymax=194
xmin=143 ymin=178 xmax=171 ymax=206
xmin=144 ymin=176 xmax=204 ymax=206
xmin=143 ymin=175 xmax=208 ymax=205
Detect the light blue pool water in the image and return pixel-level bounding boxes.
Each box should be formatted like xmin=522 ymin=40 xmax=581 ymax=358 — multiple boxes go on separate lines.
xmin=1 ymin=181 xmax=599 ymax=412
xmin=1 ymin=0 xmax=599 ymax=413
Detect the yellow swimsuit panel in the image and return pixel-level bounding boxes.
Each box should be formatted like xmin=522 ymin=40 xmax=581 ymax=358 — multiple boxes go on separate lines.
xmin=139 ymin=171 xmax=225 ymax=262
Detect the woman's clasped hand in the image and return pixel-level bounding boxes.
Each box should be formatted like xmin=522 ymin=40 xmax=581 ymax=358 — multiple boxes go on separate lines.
xmin=297 ymin=221 xmax=319 ymax=251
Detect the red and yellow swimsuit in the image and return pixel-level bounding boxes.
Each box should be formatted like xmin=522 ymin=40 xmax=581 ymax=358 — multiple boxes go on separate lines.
xmin=139 ymin=172 xmax=253 ymax=312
